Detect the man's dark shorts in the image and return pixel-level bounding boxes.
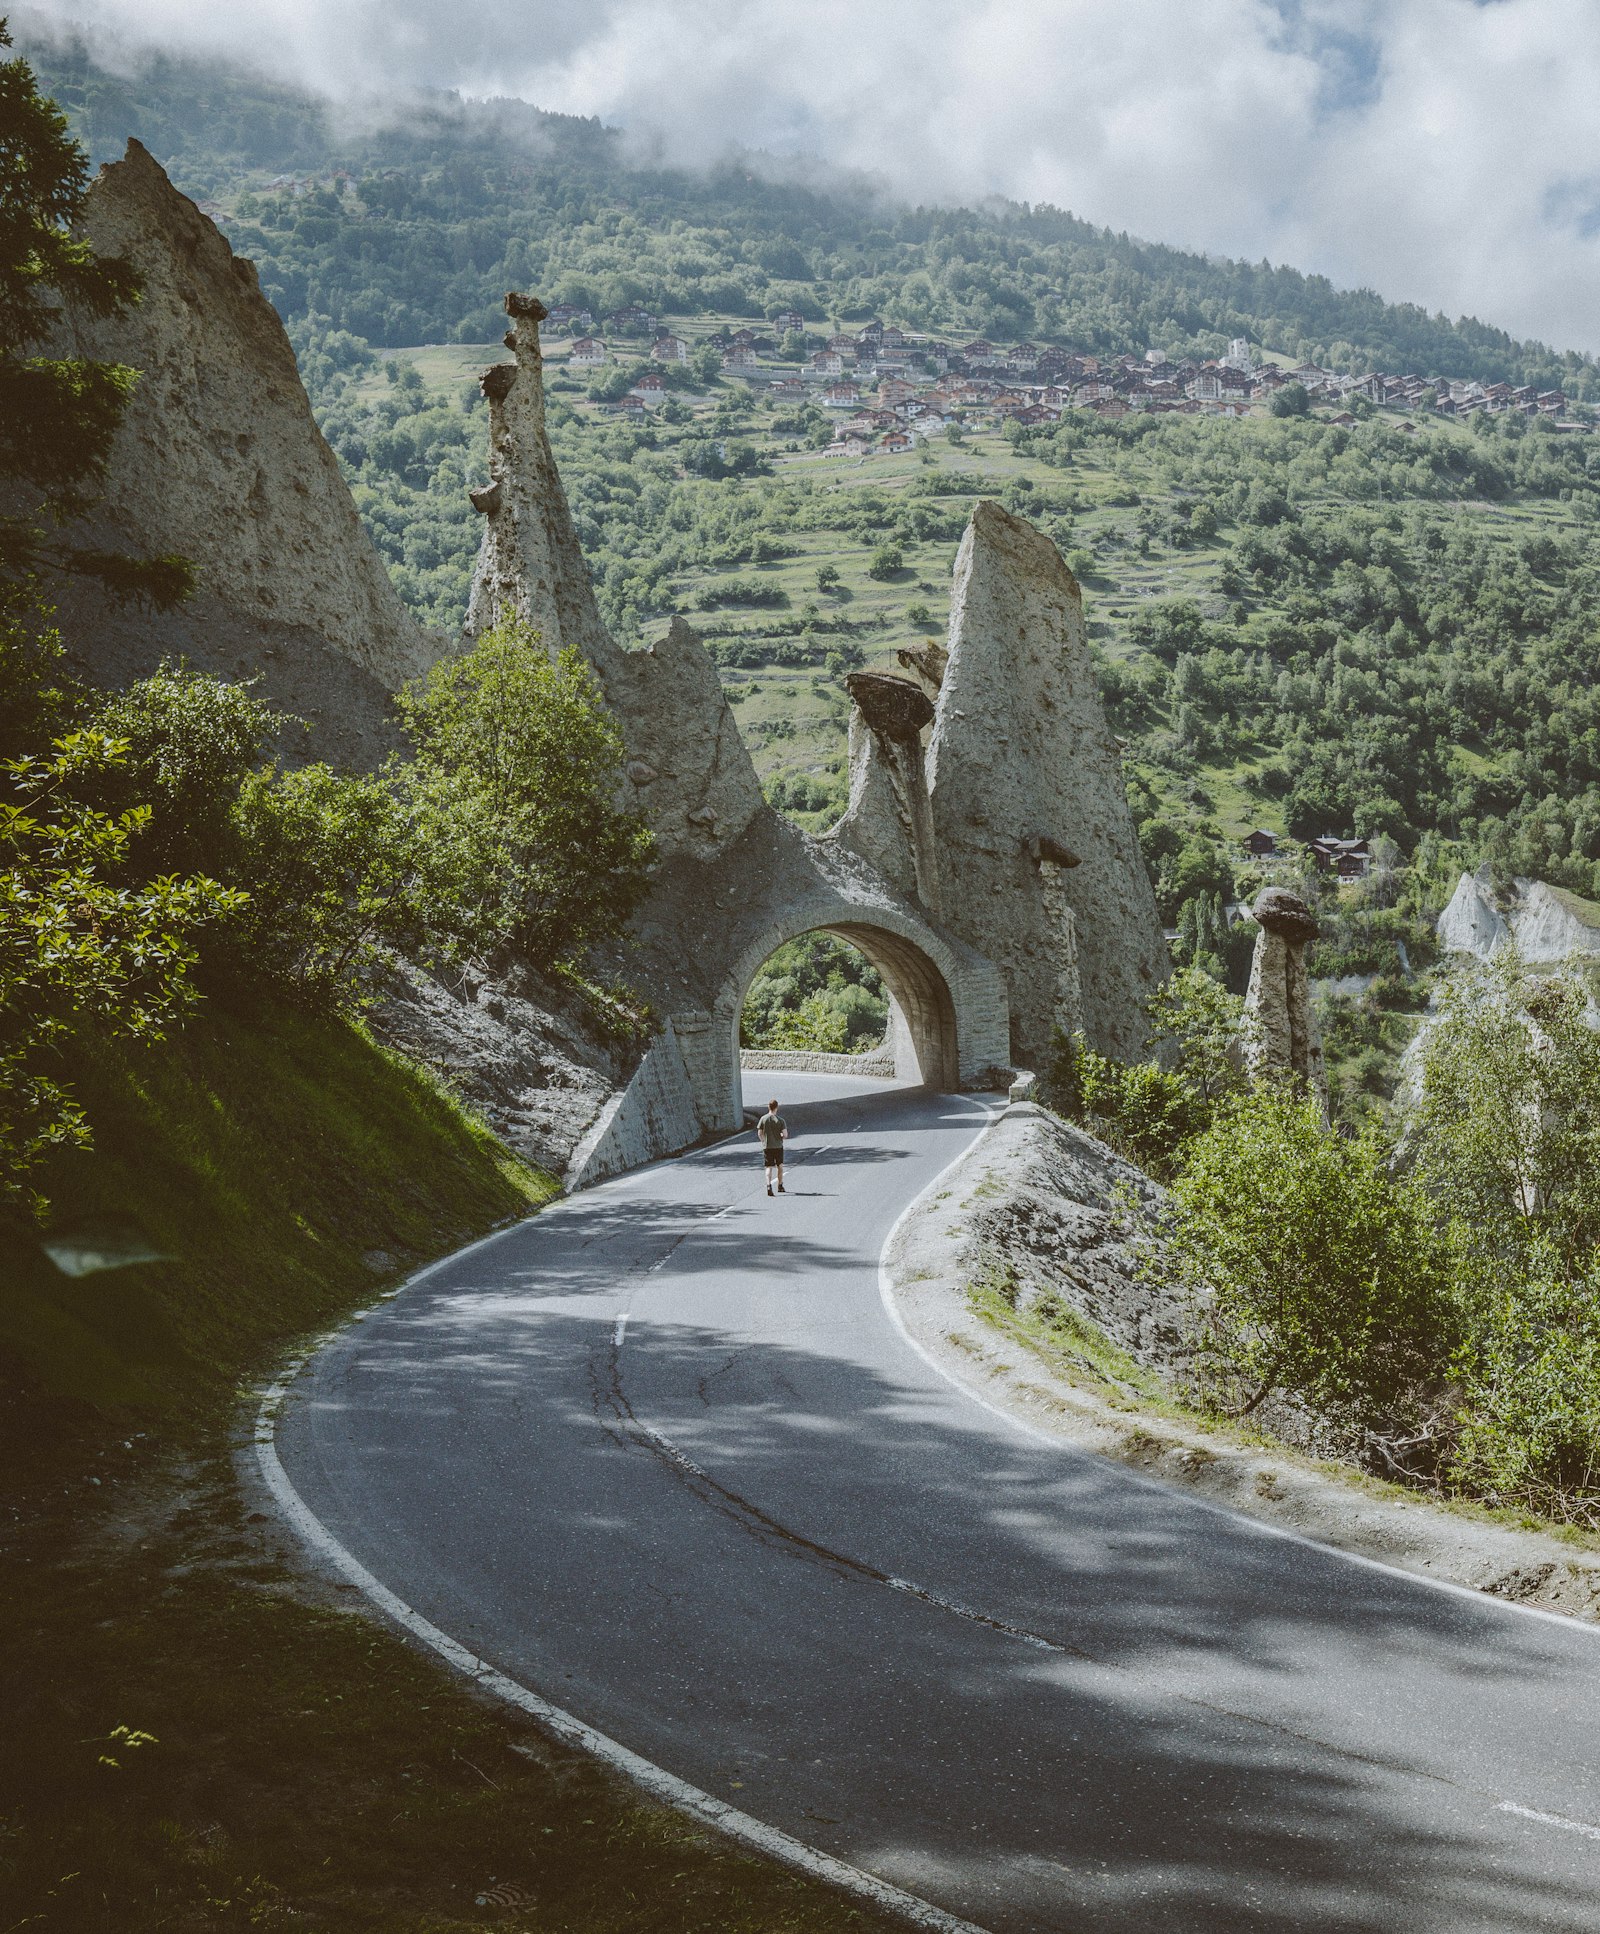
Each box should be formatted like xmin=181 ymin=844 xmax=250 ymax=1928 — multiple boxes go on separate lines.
xmin=764 ymin=1147 xmax=784 ymax=1168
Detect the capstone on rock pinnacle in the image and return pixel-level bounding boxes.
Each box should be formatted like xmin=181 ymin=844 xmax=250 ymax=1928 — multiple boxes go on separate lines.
xmin=1243 ymin=888 xmax=1328 ymax=1110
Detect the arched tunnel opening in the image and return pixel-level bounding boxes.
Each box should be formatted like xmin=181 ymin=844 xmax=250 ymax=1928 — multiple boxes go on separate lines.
xmin=735 ymin=922 xmax=962 ymax=1092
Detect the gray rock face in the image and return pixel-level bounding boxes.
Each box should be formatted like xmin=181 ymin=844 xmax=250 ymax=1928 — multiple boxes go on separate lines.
xmin=1243 ymin=889 xmax=1328 ymax=1109
xmin=1510 ymin=880 xmax=1600 ymax=964
xmin=368 ymin=957 xmax=637 ymax=1179
xmin=466 ymin=301 xmax=764 ymax=863
xmin=1437 ymin=871 xmax=1508 ymax=960
xmin=44 ymin=142 xmax=439 ymax=763
xmin=925 ymin=500 xmax=1168 ymax=1066
xmin=963 ymin=1107 xmax=1192 ymax=1376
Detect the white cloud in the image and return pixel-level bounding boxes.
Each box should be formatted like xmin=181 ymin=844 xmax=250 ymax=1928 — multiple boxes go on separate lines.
xmin=23 ymin=0 xmax=1600 ymax=353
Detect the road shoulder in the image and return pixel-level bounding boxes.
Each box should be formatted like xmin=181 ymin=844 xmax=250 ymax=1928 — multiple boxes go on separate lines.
xmin=885 ymin=1101 xmax=1600 ymax=1624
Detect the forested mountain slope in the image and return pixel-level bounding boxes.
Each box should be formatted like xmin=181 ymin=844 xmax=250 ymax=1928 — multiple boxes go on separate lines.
xmin=23 ymin=26 xmax=1600 ymax=957
xmin=26 ymin=25 xmax=1599 ymax=395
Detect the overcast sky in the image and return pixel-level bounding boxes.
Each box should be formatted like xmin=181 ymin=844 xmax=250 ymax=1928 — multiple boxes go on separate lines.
xmin=25 ymin=0 xmax=1600 ymax=356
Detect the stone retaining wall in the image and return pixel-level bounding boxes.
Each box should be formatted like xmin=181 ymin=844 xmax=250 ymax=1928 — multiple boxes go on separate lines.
xmin=739 ymin=1047 xmax=896 ymax=1077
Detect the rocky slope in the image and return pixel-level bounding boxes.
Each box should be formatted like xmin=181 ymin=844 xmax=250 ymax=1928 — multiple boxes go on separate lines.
xmin=45 ymin=141 xmax=441 ymax=765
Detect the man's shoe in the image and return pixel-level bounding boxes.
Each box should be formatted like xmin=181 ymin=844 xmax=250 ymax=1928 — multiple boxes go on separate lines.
xmin=777 ymin=1184 xmax=786 ymax=1193
xmin=767 ymin=1185 xmax=774 ymax=1196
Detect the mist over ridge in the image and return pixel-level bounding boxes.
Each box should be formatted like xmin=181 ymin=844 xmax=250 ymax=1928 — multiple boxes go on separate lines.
xmin=17 ymin=0 xmax=1600 ymax=359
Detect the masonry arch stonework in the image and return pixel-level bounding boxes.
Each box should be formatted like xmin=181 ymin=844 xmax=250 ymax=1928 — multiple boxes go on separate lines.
xmin=721 ymin=911 xmax=966 ymax=1100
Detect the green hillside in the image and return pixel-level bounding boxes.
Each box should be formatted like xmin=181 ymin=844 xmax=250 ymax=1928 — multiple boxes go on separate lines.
xmin=25 ymin=30 xmax=1600 ymax=912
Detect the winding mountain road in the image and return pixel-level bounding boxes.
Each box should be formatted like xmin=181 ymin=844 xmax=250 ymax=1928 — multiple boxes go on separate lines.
xmin=269 ymin=1073 xmax=1600 ymax=1934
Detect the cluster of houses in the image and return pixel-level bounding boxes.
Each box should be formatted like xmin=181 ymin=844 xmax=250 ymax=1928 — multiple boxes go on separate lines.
xmin=1244 ymin=829 xmax=1374 ymax=882
xmin=544 ymin=307 xmax=1580 ymax=446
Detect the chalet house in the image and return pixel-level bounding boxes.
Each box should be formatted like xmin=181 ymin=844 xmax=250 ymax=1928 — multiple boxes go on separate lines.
xmin=1243 ymin=829 xmax=1278 ymax=859
xmin=1539 ymin=390 xmax=1568 ymax=414
xmin=811 ymin=350 xmax=849 ymax=376
xmin=606 ymin=306 xmax=658 ymax=334
xmin=961 ymin=338 xmax=999 ymax=366
xmin=827 ymin=333 xmax=858 ymax=352
xmin=877 ymin=376 xmax=916 ymax=405
xmin=569 ymin=337 xmax=608 ymax=366
xmin=613 ymin=394 xmax=646 ymax=416
xmin=880 ymin=430 xmax=913 ymax=453
xmin=822 ymin=380 xmax=862 ymax=408
xmin=722 ymin=344 xmax=759 ymax=370
xmin=730 ymin=328 xmax=759 ymax=348
xmin=773 ymin=377 xmax=807 ymax=400
xmin=1089 ymin=397 xmax=1130 ymax=419
xmin=1307 ymin=835 xmax=1371 ymax=879
xmin=772 ymin=308 xmax=806 ymax=335
xmin=547 ymin=304 xmax=594 ymax=332
xmin=650 ymin=334 xmax=691 ymax=362
xmin=858 ymin=319 xmax=885 ymax=340
xmin=629 ymin=371 xmax=667 ymax=404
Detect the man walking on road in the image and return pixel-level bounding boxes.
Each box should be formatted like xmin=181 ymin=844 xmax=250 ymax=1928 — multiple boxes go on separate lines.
xmin=757 ymin=1099 xmax=788 ymax=1195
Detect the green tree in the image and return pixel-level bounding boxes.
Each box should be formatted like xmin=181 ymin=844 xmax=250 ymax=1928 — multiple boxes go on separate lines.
xmin=0 ymin=731 xmax=242 ymax=1214
xmin=1409 ymin=951 xmax=1600 ymax=1276
xmin=1447 ymin=1240 xmax=1600 ymax=1522
xmin=0 ymin=22 xmax=189 ymax=605
xmin=230 ymin=761 xmax=420 ymax=1003
xmin=866 ymin=543 xmax=904 ymax=580
xmin=1167 ymin=1083 xmax=1455 ymax=1424
xmin=397 ymin=619 xmax=654 ymax=971
xmin=1269 ymin=381 xmax=1310 ymax=418
xmin=86 ymin=662 xmax=281 ymax=879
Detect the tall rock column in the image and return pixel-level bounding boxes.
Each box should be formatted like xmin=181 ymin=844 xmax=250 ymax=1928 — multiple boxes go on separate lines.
xmin=1243 ymin=888 xmax=1328 ymax=1112
xmin=465 ymin=294 xmax=763 ymax=862
xmin=465 ymin=292 xmax=621 ymax=678
xmin=832 ymin=671 xmax=940 ymax=910
xmin=925 ymin=500 xmax=1166 ymax=1069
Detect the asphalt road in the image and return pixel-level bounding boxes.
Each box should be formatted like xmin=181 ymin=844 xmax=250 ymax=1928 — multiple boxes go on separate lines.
xmin=274 ymin=1073 xmax=1600 ymax=1934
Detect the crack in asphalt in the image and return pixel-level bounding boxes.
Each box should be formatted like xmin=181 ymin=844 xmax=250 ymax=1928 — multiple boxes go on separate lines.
xmin=590 ymin=1340 xmax=1551 ymax=1821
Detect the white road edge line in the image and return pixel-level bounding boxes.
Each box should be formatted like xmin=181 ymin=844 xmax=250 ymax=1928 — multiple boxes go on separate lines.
xmin=253 ymin=1092 xmax=997 ymax=1934
xmin=874 ymin=1103 xmax=1600 ymax=1643
xmin=1498 ymin=1802 xmax=1600 ymax=1841
xmin=613 ymin=1312 xmax=629 ymax=1349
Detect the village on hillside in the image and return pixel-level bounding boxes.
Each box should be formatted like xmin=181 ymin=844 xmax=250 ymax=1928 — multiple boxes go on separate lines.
xmin=537 ymin=303 xmax=1579 ymax=454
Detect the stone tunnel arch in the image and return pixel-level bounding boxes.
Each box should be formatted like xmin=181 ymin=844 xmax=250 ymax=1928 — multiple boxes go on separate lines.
xmin=719 ymin=908 xmax=969 ymax=1119
xmin=566 ymin=898 xmax=1007 ymax=1190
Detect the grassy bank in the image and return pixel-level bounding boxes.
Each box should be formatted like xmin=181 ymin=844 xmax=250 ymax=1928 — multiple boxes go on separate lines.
xmin=0 ymin=1003 xmax=886 ymax=1933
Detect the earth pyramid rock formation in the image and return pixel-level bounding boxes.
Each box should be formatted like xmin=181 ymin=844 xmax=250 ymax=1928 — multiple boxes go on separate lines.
xmin=40 ymin=142 xmax=439 ymax=762
xmin=926 ymin=501 xmax=1168 ymax=1067
xmin=466 ymin=294 xmax=1168 ymax=1181
xmin=1244 ymin=887 xmax=1328 ymax=1110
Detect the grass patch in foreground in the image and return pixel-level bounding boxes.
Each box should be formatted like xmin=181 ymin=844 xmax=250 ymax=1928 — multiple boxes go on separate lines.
xmin=1 ymin=1453 xmax=889 ymax=1933
xmin=0 ymin=1002 xmax=887 ymax=1933
xmin=967 ymin=1264 xmax=1170 ymax=1413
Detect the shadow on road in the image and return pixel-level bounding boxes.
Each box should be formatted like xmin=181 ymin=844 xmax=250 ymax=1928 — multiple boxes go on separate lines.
xmin=286 ymin=1084 xmax=1599 ymax=1934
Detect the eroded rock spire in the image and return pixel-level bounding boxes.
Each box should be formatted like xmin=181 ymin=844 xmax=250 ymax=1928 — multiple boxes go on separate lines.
xmin=1243 ymin=888 xmax=1328 ymax=1112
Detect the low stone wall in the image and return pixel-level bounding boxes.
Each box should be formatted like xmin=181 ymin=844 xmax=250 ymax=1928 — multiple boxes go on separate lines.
xmin=740 ymin=1047 xmax=896 ymax=1078
xmin=565 ymin=1023 xmax=701 ymax=1190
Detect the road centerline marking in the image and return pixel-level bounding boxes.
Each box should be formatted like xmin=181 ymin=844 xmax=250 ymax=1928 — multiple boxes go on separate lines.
xmin=613 ymin=1313 xmax=629 ymax=1348
xmin=1498 ymin=1801 xmax=1600 ymax=1841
